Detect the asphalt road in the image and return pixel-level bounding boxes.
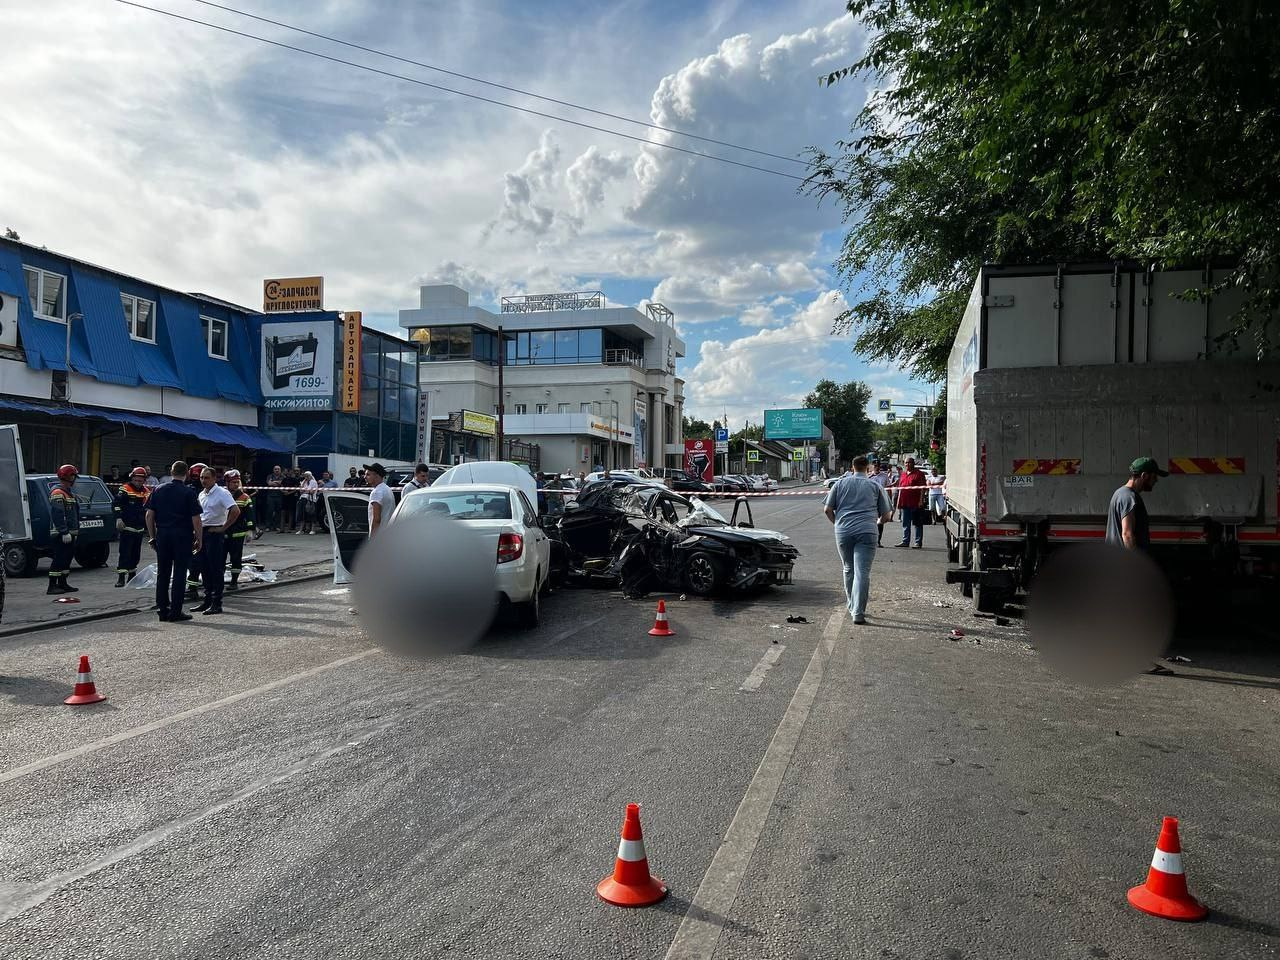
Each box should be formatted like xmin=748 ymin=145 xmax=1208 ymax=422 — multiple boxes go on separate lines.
xmin=1 ymin=491 xmax=1276 ymax=959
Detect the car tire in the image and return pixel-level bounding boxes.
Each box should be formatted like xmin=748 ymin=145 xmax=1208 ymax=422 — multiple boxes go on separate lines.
xmin=519 ymin=569 xmax=542 ymax=629
xmin=75 ymin=542 xmax=111 ymax=570
xmin=683 ymin=551 xmax=721 ymax=596
xmin=3 ymin=542 xmax=37 ymax=578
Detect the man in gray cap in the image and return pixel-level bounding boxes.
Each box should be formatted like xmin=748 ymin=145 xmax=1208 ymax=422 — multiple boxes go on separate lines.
xmin=1106 ymin=457 xmax=1169 ymax=551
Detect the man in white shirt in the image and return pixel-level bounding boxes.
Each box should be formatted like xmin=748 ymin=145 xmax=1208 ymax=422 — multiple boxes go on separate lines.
xmin=365 ymin=463 xmax=395 ymax=539
xmin=196 ymin=466 xmax=240 ymax=616
xmin=402 ymin=462 xmax=431 ymax=494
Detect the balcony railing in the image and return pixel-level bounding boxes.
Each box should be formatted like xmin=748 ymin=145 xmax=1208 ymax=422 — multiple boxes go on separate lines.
xmin=603 ymin=348 xmax=644 ymax=368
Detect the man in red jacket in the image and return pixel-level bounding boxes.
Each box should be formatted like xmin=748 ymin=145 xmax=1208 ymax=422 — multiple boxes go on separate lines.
xmin=895 ymin=456 xmax=928 ymax=549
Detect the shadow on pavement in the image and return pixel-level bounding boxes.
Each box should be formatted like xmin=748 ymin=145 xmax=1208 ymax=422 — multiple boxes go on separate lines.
xmin=1206 ymin=907 xmax=1280 ymax=939
xmin=0 ymin=674 xmax=122 ymax=709
xmin=647 ymin=892 xmax=761 ymax=938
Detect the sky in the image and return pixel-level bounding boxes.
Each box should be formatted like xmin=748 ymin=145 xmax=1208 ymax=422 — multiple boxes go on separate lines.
xmin=0 ymin=0 xmax=937 ymax=431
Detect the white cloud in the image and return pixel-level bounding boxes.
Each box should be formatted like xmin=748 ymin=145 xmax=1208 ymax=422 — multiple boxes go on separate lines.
xmin=565 ymin=146 xmax=631 ymax=219
xmin=651 ymin=261 xmax=823 ymax=323
xmin=485 ymin=130 xmax=563 ymax=239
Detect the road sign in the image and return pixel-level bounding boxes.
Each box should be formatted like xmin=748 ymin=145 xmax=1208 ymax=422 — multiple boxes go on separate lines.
xmin=747 ymin=449 xmax=761 ymax=462
xmin=714 ymin=427 xmax=729 ymax=442
xmin=887 ymin=413 xmax=897 ymax=421
xmin=792 ymin=450 xmax=804 ymax=461
xmin=878 ymin=399 xmax=891 ymax=411
xmin=714 ymin=426 xmax=728 ymax=454
xmin=764 ymin=408 xmax=823 ymax=440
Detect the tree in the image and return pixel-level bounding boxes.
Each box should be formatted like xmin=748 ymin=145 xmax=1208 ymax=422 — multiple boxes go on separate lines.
xmin=682 ymin=415 xmax=712 ymax=438
xmin=803 ymin=379 xmax=874 ymax=461
xmin=3 ymin=227 xmax=18 ymax=240
xmin=807 ymin=1 xmax=1280 ymax=381
xmin=873 ymin=418 xmax=917 ymax=458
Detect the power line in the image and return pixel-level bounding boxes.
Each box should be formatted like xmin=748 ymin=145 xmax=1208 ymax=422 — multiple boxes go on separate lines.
xmin=111 ymin=0 xmax=807 ymax=183
xmin=184 ymin=0 xmax=808 ymax=167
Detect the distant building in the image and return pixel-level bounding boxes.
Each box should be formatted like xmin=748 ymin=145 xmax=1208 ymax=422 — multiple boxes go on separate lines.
xmin=399 ymin=285 xmax=686 ymax=472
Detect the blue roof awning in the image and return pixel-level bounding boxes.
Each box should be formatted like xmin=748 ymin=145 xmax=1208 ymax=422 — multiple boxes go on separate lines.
xmin=0 ymin=398 xmax=290 ymax=453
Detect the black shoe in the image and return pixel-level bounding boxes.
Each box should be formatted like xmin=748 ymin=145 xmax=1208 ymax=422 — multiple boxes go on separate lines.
xmin=47 ymin=580 xmax=66 ymax=595
xmin=115 ymin=573 xmax=128 ymax=588
xmin=157 ymin=609 xmax=171 ymax=621
xmin=169 ymin=612 xmax=194 ymax=623
xmin=202 ymin=604 xmax=223 ymax=616
xmin=895 ymin=542 xmax=909 ymax=548
xmin=912 ymin=544 xmax=923 ymax=549
xmin=226 ymin=577 xmax=239 ymax=592
xmin=60 ymin=577 xmax=79 ymax=593
xmin=193 ymin=599 xmax=212 ymax=613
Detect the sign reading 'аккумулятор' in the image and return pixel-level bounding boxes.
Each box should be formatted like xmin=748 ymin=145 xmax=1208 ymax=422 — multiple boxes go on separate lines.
xmin=261 ymin=318 xmax=335 ymax=410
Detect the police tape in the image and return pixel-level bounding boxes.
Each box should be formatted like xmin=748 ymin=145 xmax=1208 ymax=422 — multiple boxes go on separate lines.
xmin=111 ymin=482 xmax=943 ymax=495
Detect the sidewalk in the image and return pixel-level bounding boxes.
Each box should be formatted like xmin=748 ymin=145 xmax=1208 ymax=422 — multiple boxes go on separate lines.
xmin=0 ymin=531 xmax=334 ymax=634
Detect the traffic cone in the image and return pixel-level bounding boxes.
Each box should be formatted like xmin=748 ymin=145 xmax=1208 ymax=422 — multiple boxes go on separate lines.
xmin=648 ymin=600 xmax=675 ymax=637
xmin=597 ymin=803 xmax=667 ymax=907
xmin=1127 ymin=816 xmax=1208 ymax=921
xmin=64 ymin=655 xmax=107 ymax=706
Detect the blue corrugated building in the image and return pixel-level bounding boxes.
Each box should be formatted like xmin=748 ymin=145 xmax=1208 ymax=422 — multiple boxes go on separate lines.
xmin=0 ymin=237 xmax=288 ymax=477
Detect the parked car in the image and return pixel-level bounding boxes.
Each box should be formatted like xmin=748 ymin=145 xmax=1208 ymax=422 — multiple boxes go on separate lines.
xmin=583 ymin=469 xmax=665 ymax=487
xmin=547 ymin=482 xmax=799 ymax=597
xmin=393 ymin=483 xmax=550 ymax=627
xmin=3 ymin=474 xmax=116 ymax=577
xmin=669 ymin=476 xmax=715 ymax=495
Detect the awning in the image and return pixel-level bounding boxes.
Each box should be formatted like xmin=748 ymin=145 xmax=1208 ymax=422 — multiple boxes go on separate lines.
xmin=0 ymin=397 xmax=290 ymax=453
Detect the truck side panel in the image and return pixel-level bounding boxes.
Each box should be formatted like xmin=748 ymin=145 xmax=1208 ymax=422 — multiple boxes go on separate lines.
xmin=945 ymin=277 xmax=983 ymax=525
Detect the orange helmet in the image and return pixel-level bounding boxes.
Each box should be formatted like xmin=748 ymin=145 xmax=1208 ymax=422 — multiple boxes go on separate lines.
xmin=56 ymin=464 xmax=79 ymax=481
xmin=129 ymin=466 xmax=148 ymax=479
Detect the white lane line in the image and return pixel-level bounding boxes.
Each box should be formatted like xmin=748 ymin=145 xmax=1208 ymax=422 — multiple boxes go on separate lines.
xmin=544 ymin=614 xmax=608 ymax=648
xmin=738 ymin=645 xmax=786 ymax=692
xmin=0 ymin=649 xmax=378 ymax=786
xmin=0 ymin=717 xmax=397 ymax=923
xmin=666 ymin=606 xmax=844 ymax=959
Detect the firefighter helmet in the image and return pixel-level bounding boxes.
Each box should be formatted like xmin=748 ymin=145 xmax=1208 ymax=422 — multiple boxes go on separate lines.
xmin=56 ymin=464 xmax=79 ymax=481
xmin=223 ymin=469 xmax=241 ymax=480
xmin=190 ymin=463 xmax=209 ymax=475
xmin=129 ymin=466 xmax=148 ymax=479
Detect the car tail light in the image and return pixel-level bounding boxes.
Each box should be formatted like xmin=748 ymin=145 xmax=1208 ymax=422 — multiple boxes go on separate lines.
xmin=497 ymin=532 xmax=524 ymax=564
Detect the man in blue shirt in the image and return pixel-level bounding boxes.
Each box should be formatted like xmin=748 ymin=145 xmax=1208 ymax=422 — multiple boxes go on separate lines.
xmin=824 ymin=455 xmax=893 ymax=625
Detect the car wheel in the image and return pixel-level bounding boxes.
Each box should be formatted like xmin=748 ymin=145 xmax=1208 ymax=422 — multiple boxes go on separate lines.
xmin=683 ymin=551 xmax=721 ymax=596
xmin=75 ymin=542 xmax=111 ymax=569
xmin=3 ymin=542 xmax=37 ymax=578
xmin=519 ymin=569 xmax=541 ymax=629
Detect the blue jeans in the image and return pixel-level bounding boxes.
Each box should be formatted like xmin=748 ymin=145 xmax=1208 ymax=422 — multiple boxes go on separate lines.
xmin=899 ymin=506 xmax=924 ymax=545
xmin=836 ymin=531 xmax=877 ymax=621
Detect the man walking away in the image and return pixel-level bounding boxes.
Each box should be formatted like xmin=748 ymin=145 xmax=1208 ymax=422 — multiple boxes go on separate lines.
xmin=895 ymin=456 xmax=928 ymax=549
xmin=825 ymin=456 xmax=893 ymax=625
xmin=47 ymin=464 xmax=81 ymax=595
xmin=868 ymin=460 xmax=892 ymax=547
xmin=223 ymin=470 xmax=255 ymax=591
xmin=196 ymin=466 xmax=239 ymax=616
xmin=113 ymin=466 xmax=150 ymax=586
xmin=146 ymin=461 xmax=202 ymax=622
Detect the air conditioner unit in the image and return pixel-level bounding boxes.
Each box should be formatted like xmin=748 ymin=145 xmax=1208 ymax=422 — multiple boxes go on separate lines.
xmin=0 ymin=291 xmax=19 ymax=350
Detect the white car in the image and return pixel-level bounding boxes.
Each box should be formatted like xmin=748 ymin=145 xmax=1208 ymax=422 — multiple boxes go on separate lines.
xmin=392 ymin=483 xmax=551 ymax=627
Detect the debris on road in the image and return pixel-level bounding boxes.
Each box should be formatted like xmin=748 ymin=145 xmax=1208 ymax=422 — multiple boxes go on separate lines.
xmin=1166 ymin=655 xmax=1193 ymax=664
xmin=949 ymin=629 xmax=965 ymax=640
xmin=933 ymin=601 xmax=951 ymax=608
xmin=785 ymin=615 xmax=810 ymax=624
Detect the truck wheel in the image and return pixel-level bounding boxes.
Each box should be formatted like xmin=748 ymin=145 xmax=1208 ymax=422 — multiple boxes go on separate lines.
xmin=75 ymin=542 xmax=111 ymax=569
xmin=3 ymin=542 xmax=37 ymax=578
xmin=957 ymin=539 xmax=974 ymax=597
xmin=974 ymin=581 xmax=1006 ymax=614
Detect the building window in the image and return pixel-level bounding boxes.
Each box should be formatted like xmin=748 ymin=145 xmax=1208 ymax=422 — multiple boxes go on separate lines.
xmin=557 ymin=403 xmax=570 ymax=414
xmin=411 ymin=325 xmax=495 ymax=363
xmin=580 ymin=402 xmax=592 ymax=414
xmin=200 ymin=315 xmax=229 ymax=360
xmin=514 ymin=403 xmax=527 ymax=415
xmin=120 ymin=294 xmax=155 ymax=342
xmin=22 ymin=266 xmax=67 ymax=321
xmin=535 ymin=403 xmax=549 ymax=415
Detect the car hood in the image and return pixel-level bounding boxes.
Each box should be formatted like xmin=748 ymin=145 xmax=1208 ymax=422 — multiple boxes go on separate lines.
xmin=684 ymin=525 xmax=789 ymax=544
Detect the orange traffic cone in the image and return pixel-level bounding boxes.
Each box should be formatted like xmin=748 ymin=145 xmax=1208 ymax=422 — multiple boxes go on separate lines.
xmin=598 ymin=803 xmax=667 ymax=907
xmin=648 ymin=600 xmax=674 ymax=637
xmin=64 ymin=655 xmax=107 ymax=706
xmin=1127 ymin=816 xmax=1208 ymax=921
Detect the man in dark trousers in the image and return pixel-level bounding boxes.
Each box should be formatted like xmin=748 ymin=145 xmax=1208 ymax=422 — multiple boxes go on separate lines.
xmin=195 ymin=466 xmax=239 ymax=616
xmin=112 ymin=466 xmax=150 ymax=586
xmin=47 ymin=464 xmax=81 ymax=595
xmin=895 ymin=456 xmax=928 ymax=549
xmin=223 ymin=470 xmax=255 ymax=591
xmin=146 ymin=461 xmax=202 ymax=622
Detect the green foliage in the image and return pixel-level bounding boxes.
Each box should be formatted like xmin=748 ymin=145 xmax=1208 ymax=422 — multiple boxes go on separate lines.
xmin=803 ymin=379 xmax=874 ymax=460
xmin=732 ymin=422 xmax=765 ymax=442
xmin=873 ymin=418 xmax=917 ymax=457
xmin=682 ymin=415 xmax=713 ymax=439
xmin=807 ymin=0 xmax=1280 ymax=380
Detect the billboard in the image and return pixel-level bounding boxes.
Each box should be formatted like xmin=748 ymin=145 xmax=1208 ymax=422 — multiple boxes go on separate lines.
xmin=260 ymin=318 xmax=336 ymax=410
xmin=340 ymin=312 xmax=361 ymax=413
xmin=263 ymin=276 xmax=324 ymax=313
xmin=764 ymin=408 xmax=823 ymax=440
xmin=684 ymin=438 xmax=714 ymax=483
xmin=633 ymin=398 xmax=648 ymax=469
xmin=461 ymin=410 xmax=497 ymax=436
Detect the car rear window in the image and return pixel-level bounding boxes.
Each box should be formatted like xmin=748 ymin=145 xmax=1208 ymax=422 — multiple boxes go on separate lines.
xmin=399 ymin=490 xmax=512 ymax=520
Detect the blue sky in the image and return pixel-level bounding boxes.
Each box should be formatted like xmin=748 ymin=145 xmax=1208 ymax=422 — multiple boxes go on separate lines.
xmin=0 ymin=0 xmax=933 ymax=427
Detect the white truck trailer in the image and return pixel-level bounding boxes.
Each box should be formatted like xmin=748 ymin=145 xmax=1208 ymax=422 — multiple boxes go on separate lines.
xmin=944 ymin=262 xmax=1280 ymax=612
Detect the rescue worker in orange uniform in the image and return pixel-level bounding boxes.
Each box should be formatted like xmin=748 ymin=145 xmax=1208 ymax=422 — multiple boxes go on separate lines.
xmin=48 ymin=464 xmax=81 ymax=595
xmin=113 ymin=466 xmax=150 ymax=587
xmin=223 ymin=470 xmax=256 ymax=591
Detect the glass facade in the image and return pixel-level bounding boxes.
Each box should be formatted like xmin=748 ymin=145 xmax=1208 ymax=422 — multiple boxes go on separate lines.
xmin=411 ymin=325 xmax=499 ymax=364
xmin=504 ymin=327 xmax=631 ymax=365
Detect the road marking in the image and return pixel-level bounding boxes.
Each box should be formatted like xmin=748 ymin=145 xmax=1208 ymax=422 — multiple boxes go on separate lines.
xmin=666 ymin=605 xmax=844 ymax=959
xmin=0 ymin=649 xmax=378 ymax=786
xmin=544 ymin=614 xmax=607 ymax=648
xmin=738 ymin=645 xmax=786 ymax=691
xmin=0 ymin=717 xmax=396 ymax=923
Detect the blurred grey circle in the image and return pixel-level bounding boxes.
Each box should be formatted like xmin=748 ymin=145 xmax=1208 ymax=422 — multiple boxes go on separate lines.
xmin=1030 ymin=544 xmax=1173 ymax=686
xmin=352 ymin=514 xmax=497 ymax=657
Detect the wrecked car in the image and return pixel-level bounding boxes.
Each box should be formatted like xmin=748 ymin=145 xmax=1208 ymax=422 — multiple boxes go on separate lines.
xmin=546 ymin=482 xmax=799 ymax=597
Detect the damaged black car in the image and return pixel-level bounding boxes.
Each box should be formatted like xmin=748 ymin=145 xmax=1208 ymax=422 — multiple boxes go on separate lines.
xmin=546 ymin=482 xmax=799 ymax=598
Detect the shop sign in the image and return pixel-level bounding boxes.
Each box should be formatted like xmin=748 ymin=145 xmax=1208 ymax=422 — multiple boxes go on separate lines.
xmin=461 ymin=410 xmax=497 ymax=436
xmin=340 ymin=312 xmax=361 ymax=413
xmin=415 ymin=391 xmax=431 ymax=462
xmin=263 ymin=276 xmax=324 ymax=313
xmin=684 ymin=438 xmax=713 ymax=482
xmin=260 ymin=317 xmax=335 ymax=410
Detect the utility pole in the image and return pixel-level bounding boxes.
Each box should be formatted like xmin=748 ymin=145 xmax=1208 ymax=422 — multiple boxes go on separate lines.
xmin=495 ymin=325 xmax=504 ymax=461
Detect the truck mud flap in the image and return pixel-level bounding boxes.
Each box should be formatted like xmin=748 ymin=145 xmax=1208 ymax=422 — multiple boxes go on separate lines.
xmin=946 ymin=568 xmax=1016 ymax=591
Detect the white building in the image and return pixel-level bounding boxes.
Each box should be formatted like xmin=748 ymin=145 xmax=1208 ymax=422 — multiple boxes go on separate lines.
xmin=399 ymin=285 xmax=686 ymax=472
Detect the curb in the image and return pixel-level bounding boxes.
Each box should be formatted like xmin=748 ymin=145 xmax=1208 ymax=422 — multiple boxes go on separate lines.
xmin=0 ymin=569 xmax=334 ymax=639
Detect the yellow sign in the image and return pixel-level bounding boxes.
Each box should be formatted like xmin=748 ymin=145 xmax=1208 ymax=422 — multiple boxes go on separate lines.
xmin=462 ymin=410 xmax=497 ymax=436
xmin=340 ymin=312 xmax=361 ymax=412
xmin=263 ymin=276 xmax=324 ymax=313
